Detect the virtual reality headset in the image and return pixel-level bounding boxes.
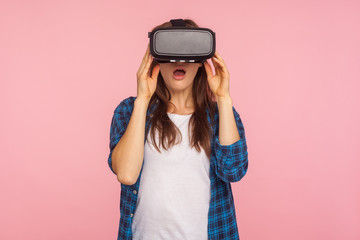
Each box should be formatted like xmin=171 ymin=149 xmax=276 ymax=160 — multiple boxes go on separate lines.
xmin=148 ymin=19 xmax=216 ymax=63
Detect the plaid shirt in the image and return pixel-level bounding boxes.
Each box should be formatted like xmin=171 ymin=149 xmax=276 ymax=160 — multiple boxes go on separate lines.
xmin=108 ymin=96 xmax=248 ymax=240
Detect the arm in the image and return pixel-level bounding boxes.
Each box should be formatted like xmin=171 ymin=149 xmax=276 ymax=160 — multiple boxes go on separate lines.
xmin=213 ymin=96 xmax=248 ymax=183
xmin=108 ymin=96 xmax=150 ymax=185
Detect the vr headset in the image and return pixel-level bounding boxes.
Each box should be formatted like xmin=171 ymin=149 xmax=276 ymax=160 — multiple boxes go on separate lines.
xmin=148 ymin=19 xmax=216 ymax=63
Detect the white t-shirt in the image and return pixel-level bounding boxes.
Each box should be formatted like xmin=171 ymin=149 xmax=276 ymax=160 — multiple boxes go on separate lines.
xmin=132 ymin=112 xmax=211 ymax=240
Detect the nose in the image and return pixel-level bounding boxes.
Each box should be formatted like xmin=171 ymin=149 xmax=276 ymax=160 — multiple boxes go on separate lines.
xmin=174 ymin=62 xmax=187 ymax=66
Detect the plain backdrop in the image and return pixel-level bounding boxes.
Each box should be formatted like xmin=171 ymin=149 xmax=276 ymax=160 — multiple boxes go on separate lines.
xmin=1 ymin=0 xmax=359 ymax=239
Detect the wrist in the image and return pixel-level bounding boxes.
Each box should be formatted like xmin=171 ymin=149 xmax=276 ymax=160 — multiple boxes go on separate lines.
xmin=135 ymin=96 xmax=151 ymax=105
xmin=216 ymin=95 xmax=232 ymax=104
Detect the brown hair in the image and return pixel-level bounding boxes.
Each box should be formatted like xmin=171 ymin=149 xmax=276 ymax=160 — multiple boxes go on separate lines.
xmin=146 ymin=19 xmax=217 ymax=160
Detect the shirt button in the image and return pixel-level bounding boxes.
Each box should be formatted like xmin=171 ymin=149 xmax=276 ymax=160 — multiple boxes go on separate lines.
xmin=149 ymin=113 xmax=153 ymax=117
xmin=133 ymin=190 xmax=137 ymax=194
xmin=130 ymin=213 xmax=133 ymax=217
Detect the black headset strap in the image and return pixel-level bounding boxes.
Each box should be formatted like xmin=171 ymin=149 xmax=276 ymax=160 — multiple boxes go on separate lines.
xmin=170 ymin=19 xmax=186 ymax=27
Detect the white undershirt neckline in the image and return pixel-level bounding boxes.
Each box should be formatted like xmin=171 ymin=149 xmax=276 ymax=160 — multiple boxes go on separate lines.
xmin=167 ymin=112 xmax=193 ymax=116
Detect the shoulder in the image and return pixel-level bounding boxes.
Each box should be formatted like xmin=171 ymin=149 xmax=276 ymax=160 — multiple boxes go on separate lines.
xmin=114 ymin=96 xmax=136 ymax=113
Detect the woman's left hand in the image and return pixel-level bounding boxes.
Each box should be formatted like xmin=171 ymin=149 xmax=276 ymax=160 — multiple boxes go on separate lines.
xmin=204 ymin=50 xmax=231 ymax=99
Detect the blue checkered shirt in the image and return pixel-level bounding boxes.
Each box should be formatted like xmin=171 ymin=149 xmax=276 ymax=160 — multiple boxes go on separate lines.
xmin=108 ymin=96 xmax=248 ymax=240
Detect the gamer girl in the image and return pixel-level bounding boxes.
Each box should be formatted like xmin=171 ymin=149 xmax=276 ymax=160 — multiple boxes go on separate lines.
xmin=107 ymin=18 xmax=248 ymax=240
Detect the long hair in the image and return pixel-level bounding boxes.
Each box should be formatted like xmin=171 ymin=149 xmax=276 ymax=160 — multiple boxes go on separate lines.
xmin=146 ymin=19 xmax=217 ymax=160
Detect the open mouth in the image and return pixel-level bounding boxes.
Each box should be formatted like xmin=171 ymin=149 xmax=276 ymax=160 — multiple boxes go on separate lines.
xmin=173 ymin=67 xmax=186 ymax=80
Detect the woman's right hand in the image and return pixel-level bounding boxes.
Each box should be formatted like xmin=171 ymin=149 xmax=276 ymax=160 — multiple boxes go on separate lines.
xmin=136 ymin=43 xmax=160 ymax=100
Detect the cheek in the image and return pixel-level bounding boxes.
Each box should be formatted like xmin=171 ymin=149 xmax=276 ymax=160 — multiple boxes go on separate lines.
xmin=188 ymin=67 xmax=200 ymax=76
xmin=161 ymin=67 xmax=171 ymax=76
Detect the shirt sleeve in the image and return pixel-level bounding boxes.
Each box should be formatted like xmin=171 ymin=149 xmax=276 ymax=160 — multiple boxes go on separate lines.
xmin=107 ymin=97 xmax=133 ymax=175
xmin=213 ymin=106 xmax=248 ymax=183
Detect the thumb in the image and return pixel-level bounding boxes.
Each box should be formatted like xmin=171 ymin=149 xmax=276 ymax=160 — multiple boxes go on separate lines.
xmin=151 ymin=64 xmax=160 ymax=80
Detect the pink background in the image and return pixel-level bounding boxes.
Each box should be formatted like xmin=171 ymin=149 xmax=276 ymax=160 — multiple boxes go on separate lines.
xmin=1 ymin=0 xmax=359 ymax=239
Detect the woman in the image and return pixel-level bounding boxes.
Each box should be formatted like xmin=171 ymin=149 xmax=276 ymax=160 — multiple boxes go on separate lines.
xmin=108 ymin=19 xmax=248 ymax=240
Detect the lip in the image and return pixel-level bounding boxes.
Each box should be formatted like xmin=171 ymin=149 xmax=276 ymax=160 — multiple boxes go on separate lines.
xmin=173 ymin=72 xmax=186 ymax=80
xmin=173 ymin=65 xmax=186 ymax=71
xmin=173 ymin=66 xmax=186 ymax=80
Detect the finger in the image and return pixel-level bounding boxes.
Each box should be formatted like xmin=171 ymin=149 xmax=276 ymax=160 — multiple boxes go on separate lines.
xmin=212 ymin=57 xmax=229 ymax=78
xmin=139 ymin=44 xmax=151 ymax=74
xmin=137 ymin=45 xmax=149 ymax=75
xmin=214 ymin=52 xmax=223 ymax=63
xmin=143 ymin=53 xmax=154 ymax=77
xmin=151 ymin=64 xmax=160 ymax=80
xmin=211 ymin=57 xmax=221 ymax=75
xmin=203 ymin=61 xmax=214 ymax=79
xmin=215 ymin=52 xmax=227 ymax=69
xmin=214 ymin=50 xmax=223 ymax=62
xmin=213 ymin=57 xmax=227 ymax=71
xmin=143 ymin=44 xmax=150 ymax=63
xmin=212 ymin=57 xmax=223 ymax=68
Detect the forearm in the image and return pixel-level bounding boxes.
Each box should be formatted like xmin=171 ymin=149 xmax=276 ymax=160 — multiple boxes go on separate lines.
xmin=112 ymin=97 xmax=150 ymax=185
xmin=216 ymin=96 xmax=241 ymax=145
